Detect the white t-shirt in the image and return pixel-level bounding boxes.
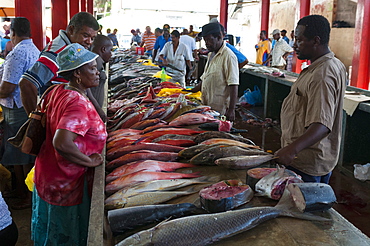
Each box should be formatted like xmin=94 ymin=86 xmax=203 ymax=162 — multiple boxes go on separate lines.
xmin=159 ymin=41 xmax=191 ymax=75
xmin=180 ymin=35 xmax=196 ymax=62
xmin=271 ymin=38 xmax=294 ymax=66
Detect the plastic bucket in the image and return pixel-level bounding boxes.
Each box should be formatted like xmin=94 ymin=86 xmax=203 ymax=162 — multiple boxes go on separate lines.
xmin=136 ymin=47 xmax=144 ymax=55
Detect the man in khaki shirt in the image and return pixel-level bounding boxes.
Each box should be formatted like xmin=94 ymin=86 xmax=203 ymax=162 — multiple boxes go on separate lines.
xmin=276 ymin=15 xmax=346 ymax=183
xmin=190 ymin=22 xmax=239 ymax=120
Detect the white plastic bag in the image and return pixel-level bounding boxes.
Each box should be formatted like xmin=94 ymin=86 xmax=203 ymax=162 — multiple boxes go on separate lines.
xmin=354 ymin=163 xmax=370 ymax=181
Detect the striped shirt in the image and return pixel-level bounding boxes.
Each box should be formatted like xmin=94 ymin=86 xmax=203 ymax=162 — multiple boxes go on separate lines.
xmin=21 ymin=30 xmax=71 ymax=94
xmin=141 ymin=31 xmax=156 ymax=51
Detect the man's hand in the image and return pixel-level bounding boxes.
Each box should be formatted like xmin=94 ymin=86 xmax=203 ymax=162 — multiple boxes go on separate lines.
xmin=275 ymin=145 xmax=297 ymax=166
xmin=225 ymin=108 xmax=235 ymax=121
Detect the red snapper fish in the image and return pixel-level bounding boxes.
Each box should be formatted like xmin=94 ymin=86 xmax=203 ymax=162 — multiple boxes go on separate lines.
xmin=106 ymin=150 xmax=179 ymax=170
xmin=105 ymin=171 xmax=202 ymax=193
xmin=106 ymin=160 xmax=196 ymax=183
xmin=169 ymin=113 xmax=217 ymax=127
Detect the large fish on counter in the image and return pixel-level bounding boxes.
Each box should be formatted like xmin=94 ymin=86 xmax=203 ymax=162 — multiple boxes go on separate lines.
xmin=108 ymin=203 xmax=200 ymax=234
xmin=200 ymin=138 xmax=260 ymax=149
xmin=193 ymin=131 xmax=255 ymax=145
xmin=168 ymin=113 xmax=217 ymax=126
xmin=112 ymin=188 xmax=198 ymax=208
xmin=117 ymin=183 xmax=335 ymax=246
xmin=106 ymin=160 xmax=195 ymax=183
xmin=189 ymin=145 xmax=266 ymax=166
xmin=105 ymin=177 xmax=212 ymax=209
xmin=105 ymin=171 xmax=202 ymax=193
xmin=215 ymin=154 xmax=274 ymax=170
xmin=106 ymin=143 xmax=184 ymax=161
xmin=106 ymin=150 xmax=179 ymax=170
xmin=141 ymin=128 xmax=204 ymax=141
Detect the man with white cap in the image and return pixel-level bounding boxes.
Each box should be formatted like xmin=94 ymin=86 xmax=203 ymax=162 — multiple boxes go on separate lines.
xmin=264 ymin=29 xmax=293 ymax=69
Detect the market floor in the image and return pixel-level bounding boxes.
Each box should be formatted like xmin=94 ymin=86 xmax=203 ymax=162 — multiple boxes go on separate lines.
xmin=7 ymin=113 xmax=370 ymax=245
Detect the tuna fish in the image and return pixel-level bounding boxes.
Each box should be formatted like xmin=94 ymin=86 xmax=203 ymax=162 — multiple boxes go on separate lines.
xmin=117 ymin=183 xmax=333 ymax=246
xmin=255 ymin=166 xmax=303 ymax=200
xmin=106 ymin=151 xmax=179 ymax=170
xmin=155 ymin=139 xmax=196 ymax=147
xmin=108 ymin=203 xmax=199 ymax=234
xmin=106 ymin=142 xmax=184 ymax=161
xmin=105 ymin=171 xmax=201 ymax=193
xmin=215 ymin=154 xmax=274 ymax=170
xmin=106 ymin=160 xmax=195 ymax=183
xmin=152 ymin=134 xmax=195 ymax=143
xmin=169 ymin=113 xmax=217 ymax=126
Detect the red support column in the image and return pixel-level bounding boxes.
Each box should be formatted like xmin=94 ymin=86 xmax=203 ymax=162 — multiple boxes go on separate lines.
xmin=87 ymin=0 xmax=93 ymax=14
xmin=81 ymin=0 xmax=87 ymax=12
xmin=260 ymin=0 xmax=270 ymax=34
xmin=51 ymin=0 xmax=68 ymax=39
xmin=219 ymin=0 xmax=228 ymax=31
xmin=292 ymin=0 xmax=310 ymax=74
xmin=70 ymin=0 xmax=80 ymax=18
xmin=15 ymin=0 xmax=44 ymax=50
xmin=350 ymin=0 xmax=370 ymax=89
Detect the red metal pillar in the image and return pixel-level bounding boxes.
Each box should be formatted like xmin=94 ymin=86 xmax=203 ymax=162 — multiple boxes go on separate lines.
xmin=292 ymin=0 xmax=310 ymax=74
xmin=260 ymin=0 xmax=270 ymax=34
xmin=87 ymin=0 xmax=93 ymax=14
xmin=15 ymin=0 xmax=44 ymax=50
xmin=70 ymin=0 xmax=80 ymax=18
xmin=350 ymin=0 xmax=370 ymax=89
xmin=81 ymin=0 xmax=87 ymax=12
xmin=51 ymin=0 xmax=68 ymax=39
xmin=219 ymin=0 xmax=228 ymax=31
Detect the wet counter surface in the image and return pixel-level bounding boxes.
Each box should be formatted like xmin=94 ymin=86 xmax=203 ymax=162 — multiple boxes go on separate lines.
xmin=111 ymin=164 xmax=370 ymax=246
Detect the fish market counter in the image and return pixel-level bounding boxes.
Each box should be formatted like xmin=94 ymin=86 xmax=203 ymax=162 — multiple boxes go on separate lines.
xmin=88 ymin=164 xmax=370 ymax=245
xmin=86 ymin=56 xmax=370 ymax=245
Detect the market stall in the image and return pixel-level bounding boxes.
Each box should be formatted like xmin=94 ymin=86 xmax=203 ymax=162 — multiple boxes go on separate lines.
xmin=87 ymin=52 xmax=370 ymax=246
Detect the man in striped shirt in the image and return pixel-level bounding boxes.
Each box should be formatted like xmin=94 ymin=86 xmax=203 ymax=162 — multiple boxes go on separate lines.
xmin=140 ymin=26 xmax=156 ymax=56
xmin=18 ymin=12 xmax=105 ymax=120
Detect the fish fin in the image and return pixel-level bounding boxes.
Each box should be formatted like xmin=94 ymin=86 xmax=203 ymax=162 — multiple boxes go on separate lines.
xmin=282 ymin=210 xmax=332 ymax=222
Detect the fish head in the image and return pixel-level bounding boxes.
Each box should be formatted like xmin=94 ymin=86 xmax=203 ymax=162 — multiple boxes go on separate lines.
xmin=254 ymin=166 xmax=286 ymax=197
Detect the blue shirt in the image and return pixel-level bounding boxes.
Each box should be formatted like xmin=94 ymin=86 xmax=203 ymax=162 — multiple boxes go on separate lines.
xmin=1 ymin=37 xmax=9 ymax=51
xmin=131 ymin=34 xmax=142 ymax=44
xmin=154 ymin=35 xmax=171 ymax=51
xmin=0 ymin=39 xmax=39 ymax=108
xmin=226 ymin=42 xmax=247 ymax=64
xmin=108 ymin=33 xmax=119 ymax=46
xmin=0 ymin=192 xmax=12 ymax=231
xmin=282 ymin=36 xmax=290 ymax=44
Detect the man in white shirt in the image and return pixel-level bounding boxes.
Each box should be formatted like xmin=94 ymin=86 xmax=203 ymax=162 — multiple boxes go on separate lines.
xmin=180 ymin=29 xmax=199 ymax=83
xmin=159 ymin=30 xmax=192 ymax=87
xmin=265 ymin=29 xmax=293 ymax=69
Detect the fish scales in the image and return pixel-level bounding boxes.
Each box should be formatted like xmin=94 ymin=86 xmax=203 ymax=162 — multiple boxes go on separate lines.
xmin=117 ymin=207 xmax=282 ymax=246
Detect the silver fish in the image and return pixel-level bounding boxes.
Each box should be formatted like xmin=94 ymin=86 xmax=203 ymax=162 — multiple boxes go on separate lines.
xmin=117 ymin=183 xmax=332 ymax=246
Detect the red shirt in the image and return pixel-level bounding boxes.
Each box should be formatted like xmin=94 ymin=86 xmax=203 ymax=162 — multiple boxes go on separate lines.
xmin=34 ymin=85 xmax=107 ymax=206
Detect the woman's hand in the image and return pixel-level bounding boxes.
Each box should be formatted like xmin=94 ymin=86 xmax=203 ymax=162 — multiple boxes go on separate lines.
xmin=89 ymin=153 xmax=103 ymax=167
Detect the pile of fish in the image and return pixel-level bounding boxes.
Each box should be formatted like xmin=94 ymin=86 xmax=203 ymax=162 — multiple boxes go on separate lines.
xmin=117 ymin=183 xmax=336 ymax=246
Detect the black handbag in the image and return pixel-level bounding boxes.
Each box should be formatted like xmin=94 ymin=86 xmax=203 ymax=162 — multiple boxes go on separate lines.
xmin=8 ymin=85 xmax=59 ymax=156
